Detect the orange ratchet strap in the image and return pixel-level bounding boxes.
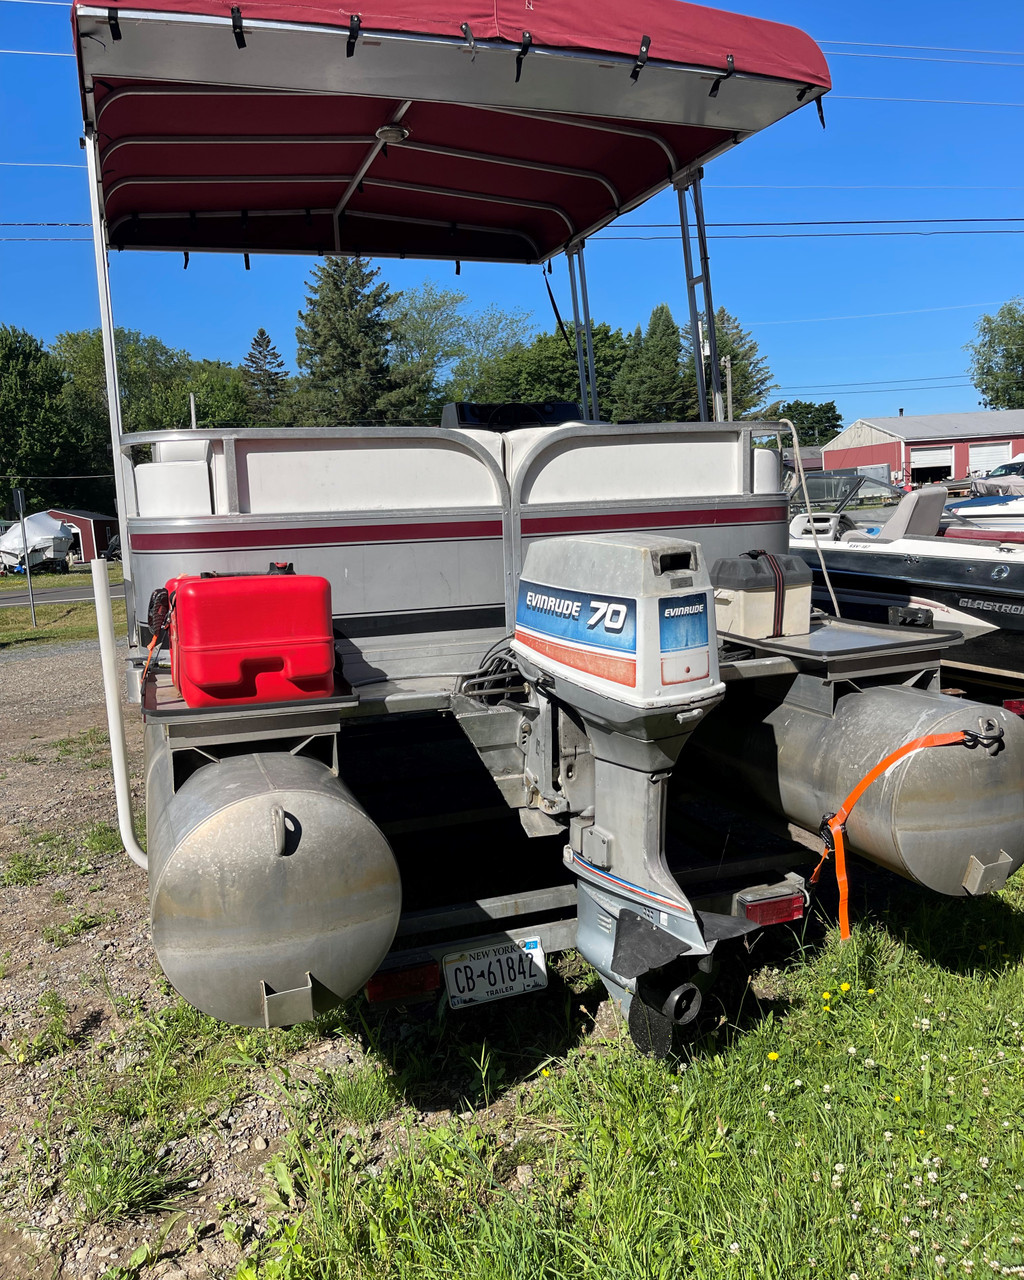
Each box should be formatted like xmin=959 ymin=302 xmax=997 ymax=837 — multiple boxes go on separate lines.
xmin=810 ymin=728 xmax=1000 ymax=940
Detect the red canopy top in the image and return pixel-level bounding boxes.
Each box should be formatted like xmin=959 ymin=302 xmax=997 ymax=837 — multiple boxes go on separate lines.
xmin=75 ymin=0 xmax=829 ymax=261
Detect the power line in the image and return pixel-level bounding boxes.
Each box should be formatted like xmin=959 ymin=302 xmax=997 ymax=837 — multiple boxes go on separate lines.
xmin=832 ymin=95 xmax=1024 ymax=107
xmin=776 ymin=374 xmax=969 ymax=390
xmin=7 ymin=218 xmax=1024 ymax=230
xmin=596 ymin=229 xmax=1024 ymax=240
xmin=708 ymin=184 xmax=1024 ymax=191
xmin=624 ymin=218 xmax=1024 ymax=229
xmin=816 ymin=38 xmax=1024 ymax=57
xmin=0 ymin=48 xmax=74 ymax=56
xmin=747 ymin=303 xmax=999 ymax=327
xmin=0 ymin=161 xmax=85 ymax=169
xmin=828 ymin=51 xmax=1024 ymax=68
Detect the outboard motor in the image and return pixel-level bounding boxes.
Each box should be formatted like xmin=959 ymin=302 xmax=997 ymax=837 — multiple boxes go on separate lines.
xmin=510 ymin=534 xmax=725 ymax=1021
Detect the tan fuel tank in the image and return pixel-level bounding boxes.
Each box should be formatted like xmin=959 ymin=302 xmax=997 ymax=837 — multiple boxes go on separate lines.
xmin=146 ymin=744 xmax=400 ymax=1026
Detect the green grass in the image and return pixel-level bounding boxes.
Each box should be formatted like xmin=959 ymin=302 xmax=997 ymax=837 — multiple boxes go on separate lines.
xmin=0 ymin=563 xmax=123 ymax=592
xmin=42 ymin=909 xmax=110 ymax=949
xmin=2 ymin=991 xmax=74 ymax=1065
xmin=236 ymin=883 xmax=1024 ymax=1280
xmin=0 ymin=597 xmax=127 ymax=647
xmin=55 ymin=727 xmax=111 ymax=770
xmin=1 ymin=827 xmax=96 ymax=886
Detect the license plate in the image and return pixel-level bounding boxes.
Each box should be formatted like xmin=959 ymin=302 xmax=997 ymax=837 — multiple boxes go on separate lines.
xmin=443 ymin=937 xmax=547 ymax=1009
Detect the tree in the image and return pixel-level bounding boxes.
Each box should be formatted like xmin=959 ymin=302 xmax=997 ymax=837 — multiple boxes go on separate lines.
xmin=444 ymin=303 xmax=534 ymax=405
xmin=0 ymin=325 xmax=104 ymax=514
xmin=630 ymin=304 xmax=688 ymax=422
xmin=52 ymin=328 xmax=193 ymax=433
xmin=763 ymin=399 xmax=842 ymax=448
xmin=609 ymin=325 xmax=645 ymax=422
xmin=241 ymin=328 xmax=289 ymax=423
xmin=469 ymin=322 xmax=630 ymax=415
xmin=966 ymin=298 xmax=1024 ymax=409
xmin=294 ymin=256 xmax=403 ymax=424
xmin=705 ymin=307 xmax=775 ymax=418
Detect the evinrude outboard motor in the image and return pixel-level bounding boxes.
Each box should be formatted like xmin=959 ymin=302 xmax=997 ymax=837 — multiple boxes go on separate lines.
xmin=510 ymin=534 xmax=726 ymax=1031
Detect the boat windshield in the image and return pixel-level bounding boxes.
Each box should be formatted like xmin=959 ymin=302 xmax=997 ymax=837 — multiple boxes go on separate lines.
xmin=790 ymin=473 xmax=905 ymax=517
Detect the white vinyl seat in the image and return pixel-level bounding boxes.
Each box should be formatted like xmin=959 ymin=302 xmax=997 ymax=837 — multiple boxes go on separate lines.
xmin=839 ymin=486 xmax=948 ymax=543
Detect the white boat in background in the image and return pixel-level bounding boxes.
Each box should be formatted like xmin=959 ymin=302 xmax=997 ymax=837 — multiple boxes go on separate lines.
xmin=790 ymin=483 xmax=1024 ymax=635
xmin=0 ymin=512 xmax=75 ymax=572
xmin=945 ymin=492 xmax=1024 ymax=533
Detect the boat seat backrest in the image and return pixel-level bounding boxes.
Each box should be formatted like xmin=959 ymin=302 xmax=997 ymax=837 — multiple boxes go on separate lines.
xmin=838 ymin=486 xmax=948 ymax=543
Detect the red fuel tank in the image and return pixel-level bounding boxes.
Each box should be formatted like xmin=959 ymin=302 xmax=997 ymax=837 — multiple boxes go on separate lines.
xmin=167 ymin=574 xmax=334 ymax=707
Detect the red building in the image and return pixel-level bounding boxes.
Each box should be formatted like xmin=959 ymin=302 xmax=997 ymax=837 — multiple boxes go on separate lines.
xmin=46 ymin=508 xmax=118 ymax=561
xmin=821 ymin=410 xmax=1024 ymax=486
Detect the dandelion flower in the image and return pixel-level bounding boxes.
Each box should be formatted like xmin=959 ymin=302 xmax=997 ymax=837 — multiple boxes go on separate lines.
xmin=541 ymin=1068 xmax=550 ymax=1077
xmin=840 ymin=983 xmax=851 ymax=992
xmin=894 ymin=1094 xmax=902 ymax=1102
xmin=767 ymin=1052 xmax=779 ymax=1061
xmin=822 ymin=991 xmax=832 ymax=1001
xmin=868 ymin=988 xmax=876 ymax=995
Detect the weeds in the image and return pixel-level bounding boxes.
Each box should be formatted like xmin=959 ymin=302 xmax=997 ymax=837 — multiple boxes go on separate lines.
xmin=42 ymin=910 xmax=109 ymax=949
xmin=2 ymin=990 xmax=73 ymax=1064
xmin=55 ymin=727 xmax=110 ymax=769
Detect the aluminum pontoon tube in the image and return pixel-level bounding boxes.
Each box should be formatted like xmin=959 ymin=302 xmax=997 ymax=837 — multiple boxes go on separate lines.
xmin=91 ymin=557 xmax=148 ymax=871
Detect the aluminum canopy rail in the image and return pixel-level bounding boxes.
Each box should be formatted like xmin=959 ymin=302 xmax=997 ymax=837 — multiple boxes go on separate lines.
xmin=677 ymin=169 xmax=725 ymax=424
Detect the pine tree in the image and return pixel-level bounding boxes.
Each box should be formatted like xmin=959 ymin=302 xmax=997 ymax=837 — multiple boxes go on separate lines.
xmin=609 ymin=325 xmax=644 ymax=422
xmin=294 ymin=257 xmax=399 ymax=424
xmin=241 ymin=328 xmax=288 ymax=423
xmin=632 ymin=304 xmax=687 ymax=422
xmin=710 ymin=307 xmax=775 ymax=417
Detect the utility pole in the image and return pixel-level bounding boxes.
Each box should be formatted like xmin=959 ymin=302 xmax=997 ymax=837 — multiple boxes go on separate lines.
xmin=720 ymin=354 xmax=734 ymax=421
xmin=189 ymin=391 xmax=198 ymax=429
xmin=13 ymin=487 xmax=37 ymax=628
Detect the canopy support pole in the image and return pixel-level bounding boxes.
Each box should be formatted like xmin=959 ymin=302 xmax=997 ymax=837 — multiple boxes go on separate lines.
xmin=85 ymin=126 xmax=137 ymax=640
xmin=565 ymin=249 xmax=593 ymax=421
xmin=675 ymin=171 xmax=725 ymax=423
xmin=575 ymin=242 xmax=601 ymax=422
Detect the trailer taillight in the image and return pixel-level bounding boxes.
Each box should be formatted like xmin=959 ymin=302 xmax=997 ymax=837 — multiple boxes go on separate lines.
xmin=364 ymin=961 xmax=441 ymax=1005
xmin=741 ymin=893 xmax=805 ymax=927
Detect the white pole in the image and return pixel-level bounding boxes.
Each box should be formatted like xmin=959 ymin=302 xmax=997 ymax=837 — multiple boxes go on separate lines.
xmin=189 ymin=392 xmax=197 ymax=429
xmin=85 ymin=129 xmax=137 ymax=640
xmin=91 ymin=558 xmax=148 ymax=872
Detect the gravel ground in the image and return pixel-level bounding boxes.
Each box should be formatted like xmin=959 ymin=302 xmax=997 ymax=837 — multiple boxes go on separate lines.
xmin=0 ymin=640 xmax=371 ymax=1278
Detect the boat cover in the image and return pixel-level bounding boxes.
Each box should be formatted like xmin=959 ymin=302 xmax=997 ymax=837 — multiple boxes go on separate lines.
xmin=74 ymin=0 xmax=829 ymax=262
xmin=0 ymin=513 xmax=76 ymax=558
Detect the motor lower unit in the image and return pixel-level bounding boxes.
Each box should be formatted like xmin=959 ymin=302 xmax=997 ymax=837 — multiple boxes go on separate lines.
xmin=146 ymin=747 xmax=401 ymax=1026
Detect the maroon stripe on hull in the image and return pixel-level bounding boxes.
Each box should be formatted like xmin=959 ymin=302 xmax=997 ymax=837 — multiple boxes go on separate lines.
xmin=129 ymin=507 xmax=786 ymax=553
xmin=521 ymin=506 xmax=786 ymax=535
xmin=131 ymin=519 xmax=504 ymax=552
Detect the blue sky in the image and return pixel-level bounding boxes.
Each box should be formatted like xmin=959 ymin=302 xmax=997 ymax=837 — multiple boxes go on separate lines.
xmin=1 ymin=0 xmax=1023 ymax=424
